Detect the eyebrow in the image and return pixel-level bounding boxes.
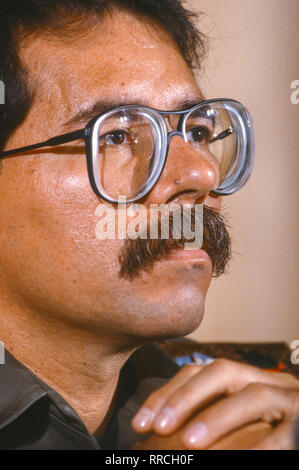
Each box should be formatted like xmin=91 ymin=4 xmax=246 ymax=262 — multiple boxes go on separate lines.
xmin=63 ymin=97 xmax=205 ymax=129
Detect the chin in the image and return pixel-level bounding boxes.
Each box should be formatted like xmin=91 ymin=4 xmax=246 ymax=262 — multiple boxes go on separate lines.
xmin=128 ymin=293 xmax=206 ymax=342
xmin=162 ymin=303 xmax=205 ymax=339
xmin=108 ymin=261 xmax=210 ymax=342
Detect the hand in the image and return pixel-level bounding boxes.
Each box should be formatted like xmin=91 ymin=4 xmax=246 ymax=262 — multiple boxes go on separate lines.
xmin=131 ymin=359 xmax=299 ymax=450
xmin=131 ymin=421 xmax=273 ymax=450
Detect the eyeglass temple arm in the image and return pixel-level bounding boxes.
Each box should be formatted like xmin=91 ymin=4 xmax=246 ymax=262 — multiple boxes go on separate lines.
xmin=0 ymin=129 xmax=86 ymax=158
xmin=210 ymin=126 xmax=234 ymax=144
xmin=0 ymin=125 xmax=234 ymax=158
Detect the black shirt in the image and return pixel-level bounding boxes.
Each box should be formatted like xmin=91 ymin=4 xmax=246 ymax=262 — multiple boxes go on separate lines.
xmin=0 ymin=345 xmax=179 ymax=450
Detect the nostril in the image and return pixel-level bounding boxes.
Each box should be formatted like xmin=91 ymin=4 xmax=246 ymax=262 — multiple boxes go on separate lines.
xmin=166 ymin=189 xmax=200 ymax=205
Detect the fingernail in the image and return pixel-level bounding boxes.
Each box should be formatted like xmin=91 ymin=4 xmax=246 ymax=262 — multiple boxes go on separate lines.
xmin=183 ymin=422 xmax=207 ymax=446
xmin=132 ymin=408 xmax=154 ymax=430
xmin=154 ymin=406 xmax=176 ymax=430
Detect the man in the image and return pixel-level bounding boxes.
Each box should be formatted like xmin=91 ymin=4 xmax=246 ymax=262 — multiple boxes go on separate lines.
xmin=0 ymin=0 xmax=298 ymax=450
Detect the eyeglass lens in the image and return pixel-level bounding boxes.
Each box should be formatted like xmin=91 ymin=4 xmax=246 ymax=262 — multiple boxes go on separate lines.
xmin=94 ymin=104 xmax=237 ymax=201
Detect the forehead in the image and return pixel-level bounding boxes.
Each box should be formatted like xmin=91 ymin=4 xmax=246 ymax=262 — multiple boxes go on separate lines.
xmin=20 ymin=10 xmax=202 ymax=134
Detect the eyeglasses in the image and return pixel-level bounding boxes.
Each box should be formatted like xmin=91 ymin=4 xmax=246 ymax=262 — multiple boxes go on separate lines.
xmin=0 ymin=98 xmax=254 ymax=203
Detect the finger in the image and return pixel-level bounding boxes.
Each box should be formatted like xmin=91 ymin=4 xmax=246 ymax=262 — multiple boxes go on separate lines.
xmin=252 ymin=420 xmax=296 ymax=450
xmin=209 ymin=422 xmax=273 ymax=450
xmin=181 ymin=384 xmax=299 ymax=449
xmin=131 ymin=431 xmax=189 ymax=450
xmin=151 ymin=359 xmax=299 ymax=435
xmin=131 ymin=364 xmax=203 ymax=433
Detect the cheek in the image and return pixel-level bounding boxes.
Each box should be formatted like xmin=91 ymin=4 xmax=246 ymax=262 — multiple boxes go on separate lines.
xmin=0 ymin=156 xmax=123 ymax=296
xmin=11 ymin=155 xmax=96 ymax=242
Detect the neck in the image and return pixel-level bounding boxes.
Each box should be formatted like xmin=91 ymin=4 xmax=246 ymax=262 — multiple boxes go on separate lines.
xmin=0 ymin=299 xmax=139 ymax=435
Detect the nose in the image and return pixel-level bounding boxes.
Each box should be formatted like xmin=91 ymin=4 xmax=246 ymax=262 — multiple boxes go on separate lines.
xmin=146 ymin=134 xmax=220 ymax=205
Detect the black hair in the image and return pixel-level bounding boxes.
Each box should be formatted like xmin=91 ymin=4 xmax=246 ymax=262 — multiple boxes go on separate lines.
xmin=0 ymin=0 xmax=207 ymax=150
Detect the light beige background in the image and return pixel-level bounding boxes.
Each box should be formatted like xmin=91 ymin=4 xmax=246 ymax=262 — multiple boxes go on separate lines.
xmin=185 ymin=0 xmax=299 ymax=344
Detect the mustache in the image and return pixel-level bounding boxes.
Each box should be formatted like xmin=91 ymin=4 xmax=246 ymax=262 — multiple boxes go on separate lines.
xmin=119 ymin=205 xmax=231 ymax=280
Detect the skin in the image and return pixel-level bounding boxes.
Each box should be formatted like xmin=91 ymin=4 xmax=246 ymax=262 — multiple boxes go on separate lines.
xmin=132 ymin=361 xmax=299 ymax=449
xmin=0 ymin=10 xmax=219 ymax=435
xmin=0 ymin=10 xmax=298 ymax=448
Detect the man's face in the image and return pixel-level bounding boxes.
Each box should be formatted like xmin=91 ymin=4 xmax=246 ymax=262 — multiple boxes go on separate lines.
xmin=0 ymin=11 xmax=223 ymax=342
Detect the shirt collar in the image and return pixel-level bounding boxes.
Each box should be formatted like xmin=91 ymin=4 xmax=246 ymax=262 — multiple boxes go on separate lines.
xmin=0 ymin=344 xmax=179 ymax=448
xmin=0 ymin=350 xmax=48 ymax=430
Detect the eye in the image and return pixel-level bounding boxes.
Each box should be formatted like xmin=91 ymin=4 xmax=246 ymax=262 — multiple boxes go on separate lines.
xmin=100 ymin=129 xmax=136 ymax=147
xmin=186 ymin=126 xmax=212 ymax=144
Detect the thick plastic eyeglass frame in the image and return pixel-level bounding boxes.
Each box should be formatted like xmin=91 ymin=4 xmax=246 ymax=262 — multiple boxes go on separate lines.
xmin=0 ymin=98 xmax=254 ymax=204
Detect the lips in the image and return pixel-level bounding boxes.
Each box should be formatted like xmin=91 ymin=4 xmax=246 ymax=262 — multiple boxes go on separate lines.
xmin=165 ymin=247 xmax=211 ymax=264
xmin=119 ymin=206 xmax=231 ymax=279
